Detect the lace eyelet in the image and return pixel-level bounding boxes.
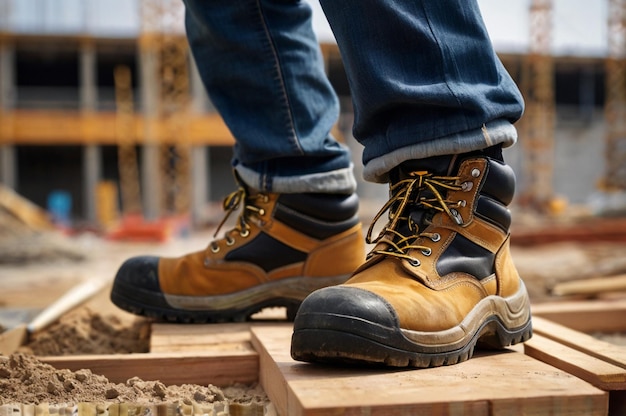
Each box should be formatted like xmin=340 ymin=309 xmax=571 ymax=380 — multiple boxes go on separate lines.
xmin=450 ymin=209 xmax=463 ymax=225
xmin=240 ymin=229 xmax=250 ymax=238
xmin=431 ymin=233 xmax=441 ymax=242
xmin=226 ymin=237 xmax=235 ymax=246
xmin=408 ymin=258 xmax=421 ymax=267
xmin=210 ymin=245 xmax=220 ymax=253
xmin=471 ymin=168 xmax=481 ymax=178
xmin=461 ymin=181 xmax=473 ymax=192
xmin=258 ymin=209 xmax=266 ymax=216
xmin=421 ymin=248 xmax=432 ymax=256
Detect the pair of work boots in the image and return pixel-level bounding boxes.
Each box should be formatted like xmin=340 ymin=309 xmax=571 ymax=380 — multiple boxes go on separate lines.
xmin=111 ymin=148 xmax=532 ymax=368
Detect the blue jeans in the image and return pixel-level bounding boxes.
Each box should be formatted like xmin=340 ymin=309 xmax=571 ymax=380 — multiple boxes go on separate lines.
xmin=183 ymin=0 xmax=524 ymax=192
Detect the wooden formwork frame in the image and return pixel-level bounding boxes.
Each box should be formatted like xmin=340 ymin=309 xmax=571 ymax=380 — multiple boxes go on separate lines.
xmin=2 ymin=302 xmax=626 ymax=415
xmin=529 ymin=299 xmax=626 ymax=416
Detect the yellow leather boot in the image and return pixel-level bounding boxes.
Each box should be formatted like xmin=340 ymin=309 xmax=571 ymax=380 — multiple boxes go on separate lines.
xmin=111 ymin=182 xmax=365 ymax=322
xmin=291 ymin=149 xmax=532 ymax=367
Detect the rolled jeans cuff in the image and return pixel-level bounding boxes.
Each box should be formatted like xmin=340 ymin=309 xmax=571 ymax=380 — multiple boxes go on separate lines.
xmin=235 ymin=164 xmax=358 ymax=194
xmin=363 ymin=119 xmax=518 ymax=183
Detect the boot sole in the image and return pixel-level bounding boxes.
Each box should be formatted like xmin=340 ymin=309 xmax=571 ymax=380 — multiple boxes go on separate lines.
xmin=110 ymin=274 xmax=349 ymax=323
xmin=291 ymin=282 xmax=532 ymax=368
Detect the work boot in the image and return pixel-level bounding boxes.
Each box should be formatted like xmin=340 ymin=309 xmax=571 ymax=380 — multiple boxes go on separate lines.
xmin=291 ymin=148 xmax=532 ymax=367
xmin=110 ymin=180 xmax=365 ymax=322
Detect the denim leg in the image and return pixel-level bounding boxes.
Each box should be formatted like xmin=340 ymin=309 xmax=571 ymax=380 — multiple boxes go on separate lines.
xmin=319 ymin=0 xmax=525 ymax=182
xmin=183 ymin=0 xmax=356 ymax=193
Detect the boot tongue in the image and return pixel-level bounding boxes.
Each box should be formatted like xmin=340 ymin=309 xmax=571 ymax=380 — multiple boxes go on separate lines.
xmin=388 ymin=155 xmax=456 ymax=239
xmin=386 ymin=147 xmax=504 ymax=240
xmin=396 ymin=154 xmax=455 ymax=180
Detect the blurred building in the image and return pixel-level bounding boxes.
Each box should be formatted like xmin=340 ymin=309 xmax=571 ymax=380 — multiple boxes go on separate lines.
xmin=0 ymin=0 xmax=618 ymax=227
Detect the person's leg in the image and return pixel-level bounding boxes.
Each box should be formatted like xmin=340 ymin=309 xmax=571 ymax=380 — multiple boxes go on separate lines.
xmin=110 ymin=0 xmax=365 ymax=322
xmin=291 ymin=0 xmax=532 ymax=367
xmin=184 ymin=0 xmax=355 ymax=193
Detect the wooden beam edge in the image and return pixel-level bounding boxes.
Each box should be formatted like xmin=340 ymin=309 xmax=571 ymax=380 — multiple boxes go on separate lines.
xmin=39 ymin=351 xmax=259 ymax=387
xmin=250 ymin=327 xmax=293 ymax=416
xmin=524 ymin=333 xmax=626 ymax=391
xmin=531 ymin=316 xmax=626 ymax=370
xmin=531 ymin=299 xmax=626 ymax=333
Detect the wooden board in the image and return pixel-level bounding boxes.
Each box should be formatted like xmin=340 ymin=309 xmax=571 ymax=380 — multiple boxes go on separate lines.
xmin=550 ymin=275 xmax=626 ymax=297
xmin=35 ymin=321 xmax=279 ymax=386
xmin=150 ymin=322 xmax=258 ymax=353
xmin=0 ymin=184 xmax=53 ymax=231
xmin=39 ymin=350 xmax=258 ymax=387
xmin=150 ymin=318 xmax=291 ymax=354
xmin=530 ymin=316 xmax=626 ymax=371
xmin=531 ymin=299 xmax=626 ymax=333
xmin=511 ymin=216 xmax=626 ymax=245
xmin=1 ymin=317 xmax=286 ymax=387
xmin=524 ymin=333 xmax=626 ymax=391
xmin=250 ymin=325 xmax=608 ymax=416
xmin=525 ymin=314 xmax=626 ymax=416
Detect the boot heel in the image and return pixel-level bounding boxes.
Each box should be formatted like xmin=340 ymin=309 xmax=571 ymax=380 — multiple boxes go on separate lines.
xmin=478 ymin=318 xmax=533 ymax=349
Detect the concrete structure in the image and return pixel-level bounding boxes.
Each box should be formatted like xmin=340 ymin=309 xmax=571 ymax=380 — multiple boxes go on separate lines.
xmin=0 ymin=0 xmax=618 ymax=227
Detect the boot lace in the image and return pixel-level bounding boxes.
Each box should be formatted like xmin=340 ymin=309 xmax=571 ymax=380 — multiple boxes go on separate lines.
xmin=366 ymin=171 xmax=464 ymax=264
xmin=208 ymin=187 xmax=268 ymax=253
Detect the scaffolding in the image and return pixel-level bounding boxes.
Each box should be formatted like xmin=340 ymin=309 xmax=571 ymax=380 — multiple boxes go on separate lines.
xmin=114 ymin=65 xmax=142 ymax=216
xmin=139 ymin=0 xmax=191 ymax=219
xmin=605 ymin=0 xmax=626 ymax=190
xmin=519 ymin=0 xmax=555 ymax=208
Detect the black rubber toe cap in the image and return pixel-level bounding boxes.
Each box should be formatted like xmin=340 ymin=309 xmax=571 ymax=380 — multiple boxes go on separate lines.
xmin=110 ymin=256 xmax=174 ymax=316
xmin=293 ymin=286 xmax=400 ymax=338
xmin=113 ymin=256 xmax=161 ymax=292
xmin=291 ymin=286 xmax=419 ymax=365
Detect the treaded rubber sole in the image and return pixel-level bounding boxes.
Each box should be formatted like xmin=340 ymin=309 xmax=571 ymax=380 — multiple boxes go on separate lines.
xmin=291 ymin=316 xmax=533 ymax=368
xmin=111 ymin=288 xmax=302 ymax=323
xmin=110 ymin=275 xmax=348 ymax=323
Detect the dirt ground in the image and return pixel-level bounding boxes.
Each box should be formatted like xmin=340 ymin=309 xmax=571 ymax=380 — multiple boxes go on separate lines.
xmin=1 ymin=211 xmax=625 ymax=409
xmin=0 ymin=228 xmax=277 ymax=411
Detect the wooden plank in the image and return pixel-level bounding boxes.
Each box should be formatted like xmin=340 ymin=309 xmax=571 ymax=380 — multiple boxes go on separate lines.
xmin=150 ymin=320 xmax=290 ymax=353
xmin=531 ymin=316 xmax=626 ymax=370
xmin=524 ymin=333 xmax=626 ymax=391
xmin=532 ymin=299 xmax=626 ymax=333
xmin=39 ymin=350 xmax=258 ymax=386
xmin=0 ymin=184 xmax=53 ymax=231
xmin=150 ymin=323 xmax=253 ymax=353
xmin=250 ymin=325 xmax=608 ymax=416
xmin=551 ymin=275 xmax=626 ymax=297
xmin=511 ymin=216 xmax=626 ymax=245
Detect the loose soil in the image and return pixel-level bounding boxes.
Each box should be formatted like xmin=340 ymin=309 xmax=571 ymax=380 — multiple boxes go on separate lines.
xmin=0 ymin=352 xmax=270 ymax=410
xmin=17 ymin=308 xmax=150 ymax=356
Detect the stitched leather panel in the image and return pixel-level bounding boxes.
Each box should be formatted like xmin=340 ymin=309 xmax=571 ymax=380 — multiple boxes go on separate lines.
xmin=275 ymin=203 xmax=360 ymax=240
xmin=278 ymin=193 xmax=359 ymax=221
xmin=225 ymin=232 xmax=307 ymax=272
xmin=475 ymin=195 xmax=511 ymax=232
xmin=436 ymin=233 xmax=495 ymax=279
xmin=480 ymin=159 xmax=516 ymax=205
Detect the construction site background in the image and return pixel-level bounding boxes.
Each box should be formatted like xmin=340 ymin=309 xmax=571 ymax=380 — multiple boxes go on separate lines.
xmin=0 ymin=0 xmax=625 ymax=245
